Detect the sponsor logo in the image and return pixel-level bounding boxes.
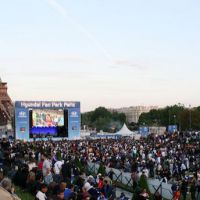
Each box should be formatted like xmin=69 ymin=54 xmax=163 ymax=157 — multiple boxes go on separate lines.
xmin=20 ymin=127 xmax=26 ymax=132
xmin=18 ymin=111 xmax=27 ymax=118
xmin=72 ymin=126 xmax=77 ymax=130
xmin=70 ymin=111 xmax=78 ymax=117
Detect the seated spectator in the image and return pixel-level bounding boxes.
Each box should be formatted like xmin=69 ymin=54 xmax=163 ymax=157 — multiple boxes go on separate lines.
xmin=0 ymin=177 xmax=21 ymax=200
xmin=119 ymin=192 xmax=129 ymax=200
xmin=1 ymin=177 xmax=13 ymax=194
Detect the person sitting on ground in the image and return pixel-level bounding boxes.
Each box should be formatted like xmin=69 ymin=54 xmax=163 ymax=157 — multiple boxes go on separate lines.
xmin=0 ymin=177 xmax=21 ymax=200
xmin=119 ymin=192 xmax=129 ymax=200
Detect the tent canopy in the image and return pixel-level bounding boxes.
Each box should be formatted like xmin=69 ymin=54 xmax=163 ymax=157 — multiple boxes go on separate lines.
xmin=115 ymin=123 xmax=133 ymax=136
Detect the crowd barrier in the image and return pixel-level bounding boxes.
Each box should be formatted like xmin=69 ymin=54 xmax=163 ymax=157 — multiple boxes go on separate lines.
xmin=87 ymin=162 xmax=173 ymax=200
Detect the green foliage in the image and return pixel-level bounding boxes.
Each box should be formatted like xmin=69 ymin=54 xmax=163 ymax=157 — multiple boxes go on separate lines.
xmin=81 ymin=107 xmax=126 ymax=132
xmin=128 ymin=122 xmax=139 ymax=131
xmin=74 ymin=157 xmax=84 ymax=173
xmin=56 ymin=151 xmax=62 ymax=160
xmin=132 ymin=175 xmax=153 ymax=200
xmin=98 ymin=162 xmax=106 ymax=176
xmin=138 ymin=174 xmax=150 ymax=194
xmin=15 ymin=186 xmax=34 ymax=200
xmin=138 ymin=104 xmax=200 ymax=131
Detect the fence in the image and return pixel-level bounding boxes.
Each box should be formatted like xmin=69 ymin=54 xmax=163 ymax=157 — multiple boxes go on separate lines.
xmin=87 ymin=162 xmax=173 ymax=200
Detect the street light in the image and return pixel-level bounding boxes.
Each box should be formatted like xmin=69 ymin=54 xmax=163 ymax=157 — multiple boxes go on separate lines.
xmin=189 ymin=105 xmax=192 ymax=131
xmin=168 ymin=109 xmax=171 ymax=125
xmin=173 ymin=115 xmax=176 ymax=125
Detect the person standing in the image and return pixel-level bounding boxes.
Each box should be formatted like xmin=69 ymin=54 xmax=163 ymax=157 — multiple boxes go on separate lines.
xmin=190 ymin=180 xmax=196 ymax=200
xmin=36 ymin=183 xmax=48 ymax=200
xmin=180 ymin=179 xmax=188 ymax=200
xmin=42 ymin=153 xmax=53 ymax=185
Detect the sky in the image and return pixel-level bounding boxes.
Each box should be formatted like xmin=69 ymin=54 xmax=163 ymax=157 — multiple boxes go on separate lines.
xmin=0 ymin=0 xmax=200 ymax=112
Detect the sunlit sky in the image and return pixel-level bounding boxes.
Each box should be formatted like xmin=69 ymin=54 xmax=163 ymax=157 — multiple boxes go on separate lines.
xmin=1 ymin=0 xmax=200 ymax=111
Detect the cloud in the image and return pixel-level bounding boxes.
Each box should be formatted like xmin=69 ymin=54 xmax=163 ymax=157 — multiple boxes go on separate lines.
xmin=110 ymin=59 xmax=147 ymax=70
xmin=0 ymin=54 xmax=94 ymax=65
xmin=46 ymin=0 xmax=113 ymax=63
xmin=49 ymin=54 xmax=94 ymax=64
xmin=47 ymin=0 xmax=67 ymax=17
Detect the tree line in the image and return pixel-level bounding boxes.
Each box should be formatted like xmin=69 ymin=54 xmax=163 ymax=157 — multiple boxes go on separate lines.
xmin=81 ymin=107 xmax=126 ymax=132
xmin=138 ymin=104 xmax=200 ymax=131
xmin=81 ymin=104 xmax=200 ymax=132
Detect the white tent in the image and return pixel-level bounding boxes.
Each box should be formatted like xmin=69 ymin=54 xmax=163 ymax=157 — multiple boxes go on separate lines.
xmin=115 ymin=124 xmax=141 ymax=139
xmin=115 ymin=123 xmax=133 ymax=136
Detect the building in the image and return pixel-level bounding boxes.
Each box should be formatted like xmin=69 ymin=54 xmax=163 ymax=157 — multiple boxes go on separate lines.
xmin=0 ymin=78 xmax=13 ymax=126
xmin=110 ymin=106 xmax=158 ymax=123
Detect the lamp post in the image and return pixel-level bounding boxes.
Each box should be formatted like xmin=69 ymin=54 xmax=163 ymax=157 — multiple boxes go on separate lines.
xmin=173 ymin=115 xmax=176 ymax=125
xmin=173 ymin=115 xmax=177 ymax=133
xmin=189 ymin=105 xmax=192 ymax=131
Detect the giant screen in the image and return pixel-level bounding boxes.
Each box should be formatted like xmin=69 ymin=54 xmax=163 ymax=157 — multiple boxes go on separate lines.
xmin=32 ymin=109 xmax=64 ymax=127
xmin=15 ymin=101 xmax=81 ymax=140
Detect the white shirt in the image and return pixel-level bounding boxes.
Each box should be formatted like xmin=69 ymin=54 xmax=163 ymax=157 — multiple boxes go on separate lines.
xmin=42 ymin=159 xmax=51 ymax=177
xmin=28 ymin=162 xmax=37 ymax=171
xmin=181 ymin=163 xmax=186 ymax=171
xmin=54 ymin=160 xmax=63 ymax=174
xmin=36 ymin=191 xmax=47 ymax=200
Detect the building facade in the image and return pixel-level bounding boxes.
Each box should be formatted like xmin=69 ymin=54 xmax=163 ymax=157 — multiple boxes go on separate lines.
xmin=111 ymin=106 xmax=158 ymax=123
xmin=0 ymin=78 xmax=13 ymax=126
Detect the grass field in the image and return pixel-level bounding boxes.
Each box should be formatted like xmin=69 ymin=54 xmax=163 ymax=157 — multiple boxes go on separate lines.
xmin=15 ymin=186 xmax=34 ymax=200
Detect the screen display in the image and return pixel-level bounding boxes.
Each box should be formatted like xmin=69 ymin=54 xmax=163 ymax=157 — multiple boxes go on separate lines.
xmin=32 ymin=109 xmax=64 ymax=127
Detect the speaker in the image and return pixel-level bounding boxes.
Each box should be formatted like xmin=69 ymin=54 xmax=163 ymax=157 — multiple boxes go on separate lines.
xmin=64 ymin=109 xmax=68 ymax=137
xmin=29 ymin=110 xmax=33 ymax=128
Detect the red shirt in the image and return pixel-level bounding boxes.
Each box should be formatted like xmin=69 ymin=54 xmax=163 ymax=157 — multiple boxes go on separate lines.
xmin=38 ymin=161 xmax=43 ymax=171
xmin=98 ymin=179 xmax=104 ymax=189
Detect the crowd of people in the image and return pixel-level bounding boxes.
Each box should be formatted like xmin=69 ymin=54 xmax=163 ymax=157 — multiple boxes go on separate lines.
xmin=0 ymin=131 xmax=199 ymax=200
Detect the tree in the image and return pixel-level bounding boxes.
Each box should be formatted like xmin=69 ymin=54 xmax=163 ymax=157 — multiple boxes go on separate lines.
xmin=132 ymin=174 xmax=152 ymax=200
xmin=81 ymin=107 xmax=127 ymax=132
xmin=138 ymin=104 xmax=187 ymax=130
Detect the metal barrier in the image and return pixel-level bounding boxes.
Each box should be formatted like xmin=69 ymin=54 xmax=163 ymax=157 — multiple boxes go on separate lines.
xmin=87 ymin=162 xmax=174 ymax=200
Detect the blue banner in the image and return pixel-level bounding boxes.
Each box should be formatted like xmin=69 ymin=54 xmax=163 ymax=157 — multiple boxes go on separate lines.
xmin=15 ymin=108 xmax=30 ymax=141
xmin=139 ymin=126 xmax=149 ymax=137
xmin=168 ymin=125 xmax=177 ymax=133
xmin=68 ymin=108 xmax=81 ymax=139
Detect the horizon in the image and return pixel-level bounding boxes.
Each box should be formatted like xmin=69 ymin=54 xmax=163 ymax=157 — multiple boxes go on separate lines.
xmin=1 ymin=0 xmax=200 ymax=112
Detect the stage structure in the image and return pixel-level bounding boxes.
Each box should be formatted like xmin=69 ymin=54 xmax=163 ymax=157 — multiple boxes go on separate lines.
xmin=15 ymin=101 xmax=80 ymax=140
